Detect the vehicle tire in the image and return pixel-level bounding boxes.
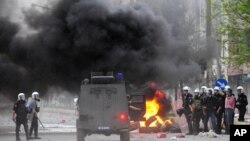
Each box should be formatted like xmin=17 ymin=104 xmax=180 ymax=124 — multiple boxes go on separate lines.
xmin=77 ymin=128 xmax=86 ymax=141
xmin=120 ymin=131 xmax=130 ymax=141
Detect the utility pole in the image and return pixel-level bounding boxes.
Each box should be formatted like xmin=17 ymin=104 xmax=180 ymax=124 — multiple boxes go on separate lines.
xmin=206 ymin=0 xmax=212 ymax=87
xmin=216 ymin=47 xmax=222 ymax=79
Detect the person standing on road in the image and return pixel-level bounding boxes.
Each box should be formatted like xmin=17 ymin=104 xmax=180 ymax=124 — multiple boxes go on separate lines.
xmin=192 ymin=88 xmax=203 ymax=135
xmin=223 ymin=85 xmax=232 ymax=129
xmin=224 ymin=88 xmax=236 ymax=134
xmin=200 ymin=86 xmax=208 ymax=132
xmin=203 ymin=88 xmax=218 ymax=133
xmin=182 ymin=86 xmax=193 ymax=135
xmin=236 ymin=86 xmax=248 ymax=122
xmin=28 ymin=91 xmax=41 ymax=139
xmin=214 ymin=86 xmax=225 ymax=134
xmin=13 ymin=93 xmax=31 ymax=141
xmin=200 ymin=86 xmax=208 ymax=102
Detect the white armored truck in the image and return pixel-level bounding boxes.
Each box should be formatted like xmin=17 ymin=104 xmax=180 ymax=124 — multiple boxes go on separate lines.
xmin=76 ymin=72 xmax=130 ymax=141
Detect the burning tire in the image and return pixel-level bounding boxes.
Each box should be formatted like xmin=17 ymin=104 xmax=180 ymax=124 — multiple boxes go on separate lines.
xmin=139 ymin=127 xmax=160 ymax=133
xmin=139 ymin=116 xmax=161 ymax=133
xmin=137 ymin=88 xmax=178 ymax=133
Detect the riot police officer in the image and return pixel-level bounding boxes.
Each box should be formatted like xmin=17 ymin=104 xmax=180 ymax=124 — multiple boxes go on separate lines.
xmin=182 ymin=86 xmax=193 ymax=135
xmin=200 ymin=86 xmax=208 ymax=132
xmin=28 ymin=91 xmax=41 ymax=139
xmin=13 ymin=93 xmax=31 ymax=141
xmin=192 ymin=88 xmax=203 ymax=135
xmin=200 ymin=86 xmax=208 ymax=99
xmin=203 ymin=88 xmax=218 ymax=133
xmin=236 ymin=86 xmax=248 ymax=122
xmin=214 ymin=86 xmax=225 ymax=134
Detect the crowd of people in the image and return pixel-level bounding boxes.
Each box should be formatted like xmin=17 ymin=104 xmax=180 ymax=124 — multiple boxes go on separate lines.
xmin=11 ymin=84 xmax=249 ymax=140
xmin=178 ymin=85 xmax=248 ymax=135
xmin=12 ymin=92 xmax=41 ymax=141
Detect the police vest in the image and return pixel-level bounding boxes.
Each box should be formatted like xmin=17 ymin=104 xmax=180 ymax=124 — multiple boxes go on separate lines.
xmin=15 ymin=100 xmax=28 ymax=119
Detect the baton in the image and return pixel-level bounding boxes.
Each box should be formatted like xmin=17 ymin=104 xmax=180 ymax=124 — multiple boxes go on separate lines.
xmin=37 ymin=117 xmax=45 ymax=128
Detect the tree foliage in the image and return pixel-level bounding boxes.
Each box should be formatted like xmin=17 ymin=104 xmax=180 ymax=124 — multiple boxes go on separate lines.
xmin=216 ymin=0 xmax=250 ymax=65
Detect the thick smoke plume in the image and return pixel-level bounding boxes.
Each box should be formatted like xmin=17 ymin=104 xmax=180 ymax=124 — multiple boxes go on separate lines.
xmin=1 ymin=0 xmax=202 ymax=99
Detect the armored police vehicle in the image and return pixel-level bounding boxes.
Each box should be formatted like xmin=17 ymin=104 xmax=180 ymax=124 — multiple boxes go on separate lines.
xmin=76 ymin=72 xmax=130 ymax=141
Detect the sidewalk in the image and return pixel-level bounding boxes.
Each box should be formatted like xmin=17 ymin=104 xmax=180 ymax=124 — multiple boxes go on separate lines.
xmin=234 ymin=113 xmax=250 ymax=125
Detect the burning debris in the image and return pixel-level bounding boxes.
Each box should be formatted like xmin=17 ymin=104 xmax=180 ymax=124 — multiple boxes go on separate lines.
xmin=138 ymin=84 xmax=175 ymax=133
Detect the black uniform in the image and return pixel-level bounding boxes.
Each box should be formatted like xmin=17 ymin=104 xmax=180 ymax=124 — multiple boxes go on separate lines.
xmin=29 ymin=99 xmax=40 ymax=139
xmin=192 ymin=94 xmax=203 ymax=135
xmin=203 ymin=94 xmax=218 ymax=133
xmin=13 ymin=100 xmax=29 ymax=141
xmin=200 ymin=92 xmax=208 ymax=132
xmin=183 ymin=93 xmax=193 ymax=134
xmin=215 ymin=92 xmax=225 ymax=134
xmin=236 ymin=93 xmax=248 ymax=121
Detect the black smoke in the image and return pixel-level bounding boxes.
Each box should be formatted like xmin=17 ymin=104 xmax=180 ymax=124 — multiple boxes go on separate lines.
xmin=0 ymin=17 xmax=25 ymax=96
xmin=1 ymin=0 xmax=202 ymax=98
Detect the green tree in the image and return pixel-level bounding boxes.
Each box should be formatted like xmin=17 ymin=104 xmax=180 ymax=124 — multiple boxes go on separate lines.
xmin=217 ymin=0 xmax=250 ymax=65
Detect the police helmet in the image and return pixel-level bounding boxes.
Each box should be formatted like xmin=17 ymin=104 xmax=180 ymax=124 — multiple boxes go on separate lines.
xmin=225 ymin=85 xmax=231 ymax=91
xmin=32 ymin=91 xmax=39 ymax=99
xmin=18 ymin=93 xmax=25 ymax=100
xmin=183 ymin=86 xmax=190 ymax=92
xmin=214 ymin=86 xmax=220 ymax=91
xmin=237 ymin=86 xmax=244 ymax=93
xmin=201 ymin=86 xmax=208 ymax=92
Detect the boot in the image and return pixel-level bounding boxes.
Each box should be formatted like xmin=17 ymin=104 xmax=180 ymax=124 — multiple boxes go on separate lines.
xmin=34 ymin=136 xmax=41 ymax=139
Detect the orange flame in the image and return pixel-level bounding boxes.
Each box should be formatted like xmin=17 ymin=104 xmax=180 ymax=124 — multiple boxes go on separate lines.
xmin=139 ymin=90 xmax=173 ymax=128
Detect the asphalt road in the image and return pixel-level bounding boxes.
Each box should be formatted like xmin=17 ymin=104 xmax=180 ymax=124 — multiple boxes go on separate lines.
xmin=0 ymin=131 xmax=230 ymax=141
xmin=2 ymin=106 xmax=246 ymax=141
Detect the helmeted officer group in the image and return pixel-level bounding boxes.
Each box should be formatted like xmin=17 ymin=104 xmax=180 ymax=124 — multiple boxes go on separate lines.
xmin=12 ymin=92 xmax=41 ymax=141
xmin=179 ymin=85 xmax=248 ymax=135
